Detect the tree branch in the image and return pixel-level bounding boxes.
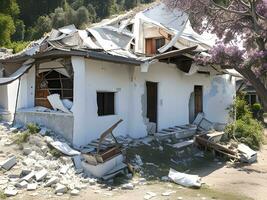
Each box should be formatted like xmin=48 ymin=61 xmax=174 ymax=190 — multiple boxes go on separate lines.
xmin=210 ymin=0 xmax=249 ymax=15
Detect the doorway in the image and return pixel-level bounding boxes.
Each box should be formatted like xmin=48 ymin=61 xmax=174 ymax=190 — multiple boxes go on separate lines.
xmin=146 ymin=81 xmax=158 ymax=127
xmin=194 ymin=85 xmax=203 ymax=117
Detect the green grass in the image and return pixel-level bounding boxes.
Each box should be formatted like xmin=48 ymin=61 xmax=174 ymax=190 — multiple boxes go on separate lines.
xmin=0 ymin=190 xmax=6 ymax=199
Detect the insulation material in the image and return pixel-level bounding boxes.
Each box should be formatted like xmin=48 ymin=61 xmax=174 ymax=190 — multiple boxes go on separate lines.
xmin=0 ymin=59 xmax=34 ymax=85
xmin=168 ymin=168 xmax=201 ymax=188
xmin=47 ymin=94 xmax=71 ymax=113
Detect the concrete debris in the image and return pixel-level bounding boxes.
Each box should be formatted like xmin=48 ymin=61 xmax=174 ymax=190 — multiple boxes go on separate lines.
xmin=168 ymin=168 xmax=201 ymax=188
xmin=144 ymin=191 xmax=157 ymax=200
xmin=134 ymin=154 xmax=143 ymax=166
xmin=122 ymin=183 xmax=134 ymax=190
xmin=22 ymin=171 xmax=35 ymax=182
xmin=15 ymin=180 xmax=28 ymax=188
xmin=50 ymin=141 xmax=80 ymax=156
xmin=35 ymin=169 xmax=48 ymax=181
xmin=55 ymin=183 xmax=67 ymax=194
xmin=0 ymin=155 xmax=16 ymax=170
xmin=59 ymin=165 xmax=69 ymax=174
xmin=161 ymin=190 xmax=176 ymax=196
xmin=70 ymin=189 xmax=80 ymax=196
xmin=27 ymin=183 xmax=37 ymax=191
xmin=4 ymin=187 xmax=18 ymax=197
xmin=177 ymin=197 xmax=183 ymax=200
xmin=45 ymin=177 xmax=59 ymax=187
xmin=23 ymin=147 xmax=32 ymax=155
xmin=238 ymin=143 xmax=257 ymax=163
xmin=39 ymin=127 xmax=48 ymax=135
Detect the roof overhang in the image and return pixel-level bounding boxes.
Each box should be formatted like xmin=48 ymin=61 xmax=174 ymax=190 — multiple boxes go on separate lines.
xmin=0 ymin=49 xmax=143 ymax=66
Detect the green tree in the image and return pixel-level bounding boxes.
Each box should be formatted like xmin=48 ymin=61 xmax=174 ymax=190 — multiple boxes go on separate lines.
xmin=0 ymin=14 xmax=15 ymax=46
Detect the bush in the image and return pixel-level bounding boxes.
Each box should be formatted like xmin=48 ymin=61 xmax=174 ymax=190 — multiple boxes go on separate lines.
xmin=225 ymin=94 xmax=264 ymax=150
xmin=26 ymin=123 xmax=40 ymax=134
xmin=13 ymin=131 xmax=31 ymax=144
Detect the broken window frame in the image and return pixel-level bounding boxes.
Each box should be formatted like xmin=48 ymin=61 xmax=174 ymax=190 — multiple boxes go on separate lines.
xmin=145 ymin=37 xmax=166 ymax=55
xmin=35 ymin=62 xmax=73 ymax=108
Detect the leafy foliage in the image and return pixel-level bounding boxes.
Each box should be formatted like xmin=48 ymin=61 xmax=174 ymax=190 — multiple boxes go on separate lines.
xmin=225 ymin=95 xmax=264 ymax=150
xmin=27 ymin=123 xmax=40 ymax=134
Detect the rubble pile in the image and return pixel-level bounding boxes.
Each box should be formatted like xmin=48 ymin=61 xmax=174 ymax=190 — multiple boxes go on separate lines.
xmin=0 ymin=124 xmax=98 ymax=197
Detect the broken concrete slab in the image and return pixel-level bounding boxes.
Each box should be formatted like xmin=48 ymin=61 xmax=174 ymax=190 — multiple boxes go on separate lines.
xmin=144 ymin=191 xmax=157 ymax=200
xmin=50 ymin=141 xmax=80 ymax=156
xmin=4 ymin=187 xmax=18 ymax=197
xmin=0 ymin=156 xmax=16 ymax=170
xmin=70 ymin=189 xmax=79 ymax=196
xmin=73 ymin=155 xmax=83 ymax=170
xmin=45 ymin=177 xmax=59 ymax=187
xmin=35 ymin=169 xmax=48 ymax=181
xmin=55 ymin=183 xmax=67 ymax=194
xmin=60 ymin=165 xmax=69 ymax=174
xmin=21 ymin=171 xmax=35 ymax=182
xmin=27 ymin=183 xmax=37 ymax=191
xmin=15 ymin=180 xmax=28 ymax=188
xmin=122 ymin=183 xmax=134 ymax=190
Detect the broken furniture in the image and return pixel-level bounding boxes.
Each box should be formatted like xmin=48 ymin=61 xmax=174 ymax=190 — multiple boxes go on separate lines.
xmin=81 ymin=119 xmax=128 ymax=179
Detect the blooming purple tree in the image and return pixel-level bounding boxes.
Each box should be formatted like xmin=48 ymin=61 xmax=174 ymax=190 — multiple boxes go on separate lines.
xmin=164 ymin=0 xmax=267 ymax=111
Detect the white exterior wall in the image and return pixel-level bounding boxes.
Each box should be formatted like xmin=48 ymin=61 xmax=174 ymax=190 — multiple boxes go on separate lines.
xmin=0 ymin=66 xmax=35 ymax=115
xmin=71 ymin=57 xmax=235 ymax=146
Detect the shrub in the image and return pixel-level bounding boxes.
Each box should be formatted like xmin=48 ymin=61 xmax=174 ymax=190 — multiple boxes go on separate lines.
xmin=27 ymin=123 xmax=40 ymax=134
xmin=225 ymin=94 xmax=264 ymax=150
xmin=13 ymin=131 xmax=31 ymax=144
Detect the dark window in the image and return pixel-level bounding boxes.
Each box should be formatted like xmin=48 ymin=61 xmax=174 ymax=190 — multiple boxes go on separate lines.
xmin=250 ymin=94 xmax=257 ymax=105
xmin=97 ymin=92 xmax=115 ymax=116
xmin=155 ymin=38 xmax=165 ymax=51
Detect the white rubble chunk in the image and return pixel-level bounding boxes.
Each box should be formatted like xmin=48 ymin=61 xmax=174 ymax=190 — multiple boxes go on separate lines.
xmin=39 ymin=127 xmax=47 ymax=136
xmin=23 ymin=147 xmax=32 ymax=155
xmin=4 ymin=187 xmax=17 ymax=196
xmin=0 ymin=156 xmax=16 ymax=170
xmin=161 ymin=190 xmax=176 ymax=196
xmin=50 ymin=141 xmax=80 ymax=156
xmin=22 ymin=171 xmax=35 ymax=182
xmin=60 ymin=165 xmax=69 ymax=174
xmin=177 ymin=197 xmax=183 ymax=200
xmin=27 ymin=183 xmax=37 ymax=191
xmin=35 ymin=169 xmax=48 ymax=181
xmin=70 ymin=189 xmax=79 ymax=196
xmin=122 ymin=183 xmax=134 ymax=190
xmin=45 ymin=177 xmax=59 ymax=187
xmin=73 ymin=155 xmax=83 ymax=170
xmin=15 ymin=180 xmax=28 ymax=188
xmin=55 ymin=183 xmax=67 ymax=194
xmin=168 ymin=168 xmax=201 ymax=188
xmin=144 ymin=191 xmax=156 ymax=200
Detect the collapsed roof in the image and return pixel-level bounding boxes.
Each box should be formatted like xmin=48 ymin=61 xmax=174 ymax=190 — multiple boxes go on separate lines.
xmin=0 ymin=2 xmax=214 ymax=65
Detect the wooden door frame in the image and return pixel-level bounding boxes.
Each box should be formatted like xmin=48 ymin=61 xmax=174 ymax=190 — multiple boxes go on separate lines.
xmin=146 ymin=81 xmax=158 ymax=131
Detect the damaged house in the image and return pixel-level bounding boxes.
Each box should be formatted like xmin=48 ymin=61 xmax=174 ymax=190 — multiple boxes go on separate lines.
xmin=0 ymin=3 xmax=236 ymax=147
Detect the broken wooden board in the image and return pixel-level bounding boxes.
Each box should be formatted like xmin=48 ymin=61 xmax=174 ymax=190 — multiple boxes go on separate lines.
xmin=195 ymin=135 xmax=239 ymax=160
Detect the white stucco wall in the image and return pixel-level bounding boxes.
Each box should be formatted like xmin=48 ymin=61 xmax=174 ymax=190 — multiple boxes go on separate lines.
xmin=71 ymin=57 xmax=235 ymax=146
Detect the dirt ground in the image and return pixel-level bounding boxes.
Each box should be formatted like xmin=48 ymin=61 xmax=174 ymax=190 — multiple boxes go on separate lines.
xmin=1 ymin=128 xmax=267 ymax=200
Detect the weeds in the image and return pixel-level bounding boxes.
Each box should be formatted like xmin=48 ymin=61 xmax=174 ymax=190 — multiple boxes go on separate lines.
xmin=27 ymin=123 xmax=40 ymax=134
xmin=0 ymin=190 xmax=6 ymax=199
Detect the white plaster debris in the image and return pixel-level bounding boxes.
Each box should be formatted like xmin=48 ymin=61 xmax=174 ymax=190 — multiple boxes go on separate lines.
xmin=161 ymin=190 xmax=176 ymax=196
xmin=4 ymin=187 xmax=18 ymax=197
xmin=35 ymin=169 xmax=48 ymax=181
xmin=45 ymin=177 xmax=59 ymax=187
xmin=50 ymin=141 xmax=80 ymax=156
xmin=144 ymin=191 xmax=157 ymax=200
xmin=0 ymin=155 xmax=16 ymax=170
xmin=15 ymin=180 xmax=28 ymax=188
xmin=70 ymin=189 xmax=80 ymax=196
xmin=60 ymin=165 xmax=69 ymax=174
xmin=55 ymin=183 xmax=67 ymax=194
xmin=122 ymin=183 xmax=134 ymax=190
xmin=22 ymin=171 xmax=35 ymax=182
xmin=27 ymin=183 xmax=37 ymax=191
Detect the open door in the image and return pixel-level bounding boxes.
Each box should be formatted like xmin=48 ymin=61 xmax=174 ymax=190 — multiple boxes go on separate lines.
xmin=194 ymin=85 xmax=203 ymax=117
xmin=146 ymin=81 xmax=158 ymax=127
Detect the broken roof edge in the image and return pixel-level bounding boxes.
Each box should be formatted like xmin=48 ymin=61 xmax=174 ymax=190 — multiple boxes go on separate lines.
xmin=0 ymin=49 xmax=143 ymax=66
